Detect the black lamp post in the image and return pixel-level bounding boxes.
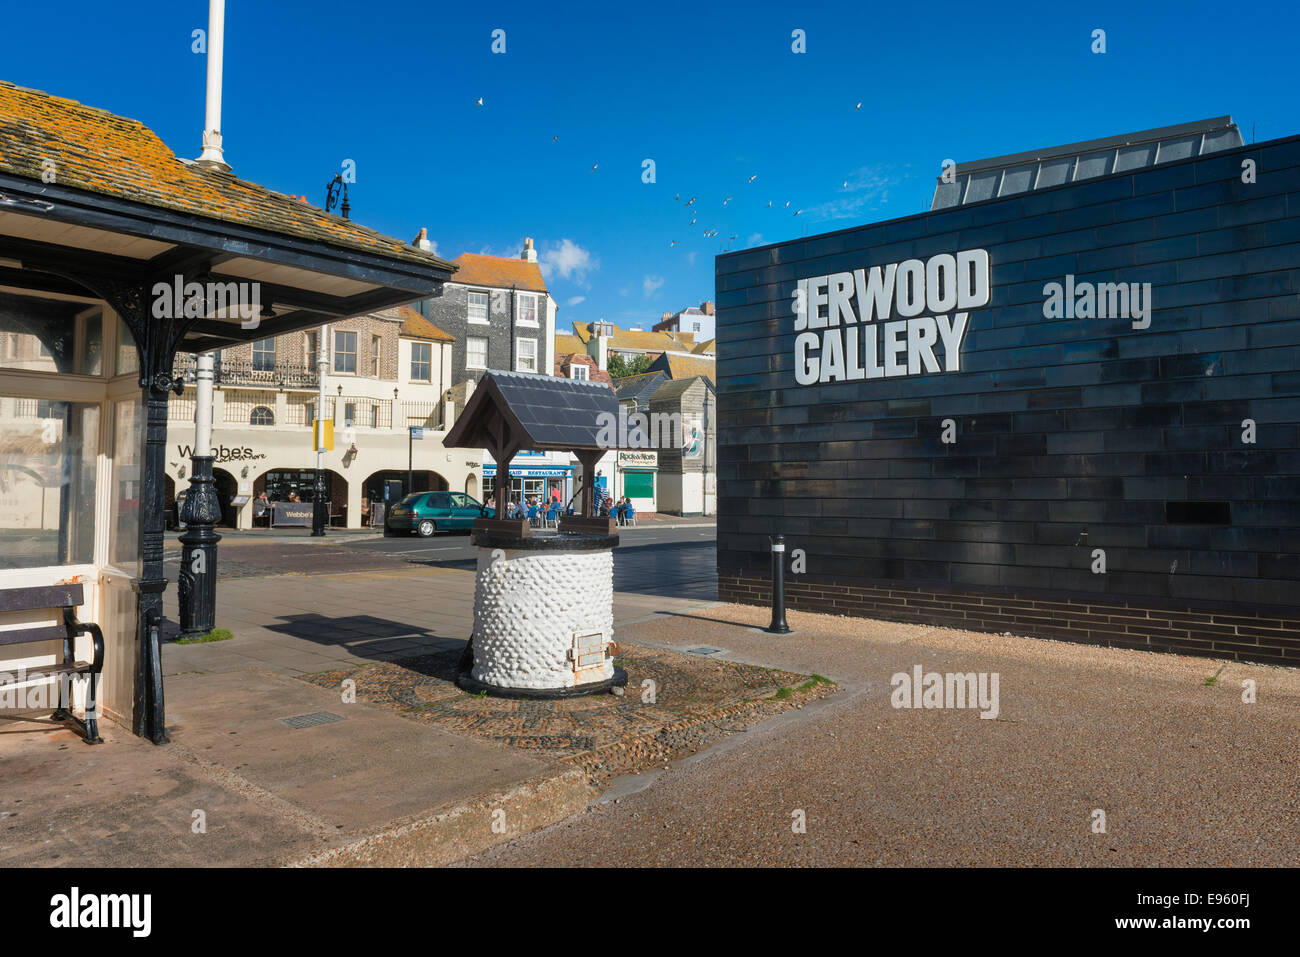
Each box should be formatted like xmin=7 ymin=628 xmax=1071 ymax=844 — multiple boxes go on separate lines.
xmin=179 ymin=353 xmax=221 ymax=639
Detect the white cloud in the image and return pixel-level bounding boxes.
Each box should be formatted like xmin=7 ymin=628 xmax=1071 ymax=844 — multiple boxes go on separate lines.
xmin=643 ymin=275 xmax=665 ymax=298
xmin=686 ymin=251 xmax=698 ymax=266
xmin=746 ymin=232 xmax=763 ymax=246
xmin=540 ymin=238 xmax=598 ymax=283
xmin=566 ymin=295 xmax=586 ymax=306
xmin=806 ymin=165 xmax=905 ymax=222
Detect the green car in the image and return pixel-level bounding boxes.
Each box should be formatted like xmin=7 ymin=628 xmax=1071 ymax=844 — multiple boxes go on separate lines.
xmin=385 ymin=491 xmax=494 ymax=537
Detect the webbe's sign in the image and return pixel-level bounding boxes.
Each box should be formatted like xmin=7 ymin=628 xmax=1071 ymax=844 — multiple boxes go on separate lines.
xmin=792 ymin=249 xmax=990 ymax=384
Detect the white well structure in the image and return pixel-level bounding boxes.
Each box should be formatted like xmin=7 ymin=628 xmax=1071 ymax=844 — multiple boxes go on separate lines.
xmin=440 ymin=370 xmax=630 ymax=698
xmin=463 ymin=531 xmax=624 ymax=695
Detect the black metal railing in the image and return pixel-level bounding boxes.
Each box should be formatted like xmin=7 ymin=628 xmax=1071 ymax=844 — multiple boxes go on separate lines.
xmin=173 ymin=355 xmax=319 ymax=389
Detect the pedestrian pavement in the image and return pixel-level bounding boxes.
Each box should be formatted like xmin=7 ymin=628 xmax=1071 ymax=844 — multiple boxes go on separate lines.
xmin=465 ymin=604 xmax=1300 ymax=867
xmin=6 ymin=556 xmax=1297 ymax=867
xmin=0 ymin=563 xmax=727 ymax=867
xmin=158 ymin=564 xmax=718 ymax=679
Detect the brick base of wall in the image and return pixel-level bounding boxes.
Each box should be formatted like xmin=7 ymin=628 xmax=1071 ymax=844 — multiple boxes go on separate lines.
xmin=718 ymin=574 xmax=1300 ymax=667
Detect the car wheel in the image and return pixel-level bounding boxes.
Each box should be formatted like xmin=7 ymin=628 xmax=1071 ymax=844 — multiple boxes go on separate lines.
xmin=417 ymin=519 xmax=437 ymax=538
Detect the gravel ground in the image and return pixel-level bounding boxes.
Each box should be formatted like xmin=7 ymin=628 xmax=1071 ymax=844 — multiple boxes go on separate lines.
xmin=460 ymin=604 xmax=1300 ymax=866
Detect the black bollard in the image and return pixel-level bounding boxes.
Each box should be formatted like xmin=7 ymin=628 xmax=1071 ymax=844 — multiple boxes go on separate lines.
xmin=766 ymin=533 xmax=791 ymax=634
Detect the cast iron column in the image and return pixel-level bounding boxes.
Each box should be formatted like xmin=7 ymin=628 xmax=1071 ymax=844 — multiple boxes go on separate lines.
xmin=61 ymin=273 xmax=202 ymax=744
xmin=135 ymin=379 xmax=173 ymax=742
xmin=179 ymin=352 xmax=221 ymax=639
xmin=178 ymin=456 xmax=222 ymax=639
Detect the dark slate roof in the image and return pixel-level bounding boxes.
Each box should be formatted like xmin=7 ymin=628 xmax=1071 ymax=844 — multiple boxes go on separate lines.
xmin=614 ymin=370 xmax=668 ymax=408
xmin=650 ymin=375 xmax=713 ymax=403
xmin=443 ymin=369 xmax=619 ymax=452
xmin=931 ymin=117 xmax=1243 ymax=210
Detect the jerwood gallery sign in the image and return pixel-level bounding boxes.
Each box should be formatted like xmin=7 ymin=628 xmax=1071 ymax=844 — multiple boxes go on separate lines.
xmin=792 ymin=249 xmax=989 ymax=384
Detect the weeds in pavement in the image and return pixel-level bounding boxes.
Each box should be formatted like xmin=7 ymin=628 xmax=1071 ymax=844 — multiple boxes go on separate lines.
xmin=175 ymin=628 xmax=233 ymax=645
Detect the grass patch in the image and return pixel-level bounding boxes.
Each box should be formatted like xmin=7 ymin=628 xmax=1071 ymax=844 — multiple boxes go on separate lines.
xmin=174 ymin=627 xmax=233 ymax=645
xmin=1203 ymin=662 xmax=1229 ymax=686
xmin=774 ymin=687 xmax=793 ymax=700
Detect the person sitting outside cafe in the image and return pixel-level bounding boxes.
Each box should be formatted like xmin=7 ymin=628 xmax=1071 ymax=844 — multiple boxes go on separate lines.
xmin=253 ymin=491 xmax=271 ymax=527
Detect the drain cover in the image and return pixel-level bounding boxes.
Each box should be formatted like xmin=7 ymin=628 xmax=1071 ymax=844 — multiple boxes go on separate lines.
xmin=278 ymin=711 xmax=345 ymax=729
xmin=685 ymin=646 xmax=726 ymax=657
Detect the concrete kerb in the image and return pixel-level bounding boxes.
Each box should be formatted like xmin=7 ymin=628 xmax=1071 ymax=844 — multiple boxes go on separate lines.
xmin=285 ymin=767 xmax=597 ymax=867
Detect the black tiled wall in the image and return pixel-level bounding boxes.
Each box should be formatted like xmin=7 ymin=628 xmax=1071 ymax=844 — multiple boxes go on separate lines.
xmin=715 ymin=134 xmax=1300 ymax=663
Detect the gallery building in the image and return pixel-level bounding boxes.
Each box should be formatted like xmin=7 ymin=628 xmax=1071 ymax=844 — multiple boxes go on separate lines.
xmin=715 ymin=118 xmax=1300 ymax=666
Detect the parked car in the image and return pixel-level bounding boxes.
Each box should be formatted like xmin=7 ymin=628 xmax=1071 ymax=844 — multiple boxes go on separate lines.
xmin=385 ymin=491 xmax=494 ymax=537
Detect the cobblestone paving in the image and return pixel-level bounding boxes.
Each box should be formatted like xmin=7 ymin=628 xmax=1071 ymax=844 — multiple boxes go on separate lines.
xmin=164 ymin=541 xmax=410 ymax=580
xmin=299 ymin=641 xmax=835 ymax=784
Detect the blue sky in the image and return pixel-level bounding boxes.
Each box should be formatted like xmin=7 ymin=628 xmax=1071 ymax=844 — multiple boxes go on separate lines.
xmin=3 ymin=0 xmax=1296 ymax=331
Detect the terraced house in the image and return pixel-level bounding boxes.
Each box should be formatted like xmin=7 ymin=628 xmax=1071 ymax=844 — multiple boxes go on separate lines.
xmin=165 ymin=305 xmax=469 ymax=530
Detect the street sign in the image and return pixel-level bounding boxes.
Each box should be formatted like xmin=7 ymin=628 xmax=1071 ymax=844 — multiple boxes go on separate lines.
xmin=410 ymin=427 xmax=425 ymax=440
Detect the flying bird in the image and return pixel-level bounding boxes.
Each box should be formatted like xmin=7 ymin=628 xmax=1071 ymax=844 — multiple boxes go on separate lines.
xmin=670 ymin=240 xmax=679 ymax=247
xmin=766 ymin=201 xmax=772 ymax=208
xmin=748 ymin=174 xmax=758 ymax=183
xmin=592 ymin=163 xmax=598 ymax=171
xmin=553 ymin=135 xmax=558 ymax=141
xmin=793 ymin=209 xmax=802 ymax=216
xmin=723 ymin=196 xmax=732 ymax=205
xmin=854 ymin=102 xmax=862 ymax=110
xmin=674 ymin=193 xmax=680 ymax=201
xmin=842 ymin=181 xmax=848 ymax=188
xmin=476 ymin=97 xmax=483 ymax=106
xmin=784 ymin=201 xmax=791 ymax=208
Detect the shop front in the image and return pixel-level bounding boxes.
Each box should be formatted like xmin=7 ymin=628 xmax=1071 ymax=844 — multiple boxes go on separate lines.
xmin=483 ymin=453 xmax=575 ymax=511
xmin=716 ymin=118 xmax=1300 ymax=665
xmin=616 ymin=450 xmax=658 ymax=513
xmin=163 ymin=418 xmax=472 ymax=530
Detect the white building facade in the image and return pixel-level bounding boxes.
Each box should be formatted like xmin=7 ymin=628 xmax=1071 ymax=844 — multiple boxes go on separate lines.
xmin=165 ymin=307 xmax=481 ymax=530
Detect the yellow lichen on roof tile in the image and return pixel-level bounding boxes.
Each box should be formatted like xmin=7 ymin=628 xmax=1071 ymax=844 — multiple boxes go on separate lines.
xmin=451 ymin=253 xmax=548 ymax=292
xmin=0 ymin=80 xmax=452 ymax=270
xmin=661 ymin=353 xmax=716 ymax=383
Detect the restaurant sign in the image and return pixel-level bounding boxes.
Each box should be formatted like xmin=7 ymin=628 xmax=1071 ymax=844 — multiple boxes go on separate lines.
xmin=176 ymin=443 xmax=267 ymax=463
xmin=618 ymin=450 xmax=658 ymax=467
xmin=793 ymin=249 xmax=990 ymax=385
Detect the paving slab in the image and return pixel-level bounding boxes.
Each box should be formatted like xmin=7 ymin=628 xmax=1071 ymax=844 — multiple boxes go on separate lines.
xmin=164 ymin=669 xmax=560 ymax=833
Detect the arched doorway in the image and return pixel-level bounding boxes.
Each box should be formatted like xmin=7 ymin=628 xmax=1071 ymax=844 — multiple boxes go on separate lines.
xmin=465 ymin=473 xmax=478 ymax=498
xmin=362 ymin=469 xmax=447 ymax=504
xmin=254 ymin=467 xmax=349 ymax=526
xmin=212 ymin=468 xmax=238 ymax=527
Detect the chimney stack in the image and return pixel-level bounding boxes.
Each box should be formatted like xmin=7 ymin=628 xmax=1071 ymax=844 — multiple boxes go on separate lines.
xmin=521 ymin=237 xmax=538 ymax=263
xmin=412 ymin=227 xmax=433 ymax=252
xmin=701 ymin=300 xmax=715 ymax=316
xmin=195 ymin=0 xmax=230 ymax=172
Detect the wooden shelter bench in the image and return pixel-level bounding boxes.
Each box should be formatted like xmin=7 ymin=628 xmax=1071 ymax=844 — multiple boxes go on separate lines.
xmin=0 ymin=583 xmax=104 ymax=744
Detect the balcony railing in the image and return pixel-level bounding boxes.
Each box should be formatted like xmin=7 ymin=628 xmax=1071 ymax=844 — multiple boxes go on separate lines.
xmin=173 ymin=355 xmax=319 ymax=389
